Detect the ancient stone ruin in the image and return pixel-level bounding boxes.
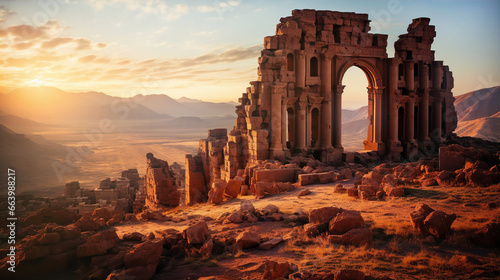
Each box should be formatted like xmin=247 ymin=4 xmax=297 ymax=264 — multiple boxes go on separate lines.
xmin=183 ymin=10 xmax=457 ymax=204
xmin=145 ymin=153 xmax=180 ymax=209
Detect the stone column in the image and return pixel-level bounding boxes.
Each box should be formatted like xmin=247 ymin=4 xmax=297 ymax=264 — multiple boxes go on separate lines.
xmin=405 ymin=61 xmax=415 ymax=91
xmin=388 ymin=59 xmax=399 ymax=143
xmin=296 ymin=101 xmax=307 ymax=150
xmin=270 ymin=86 xmax=284 ymax=157
xmin=431 ymin=61 xmax=444 ymax=141
xmin=332 ymin=85 xmax=344 ymax=148
xmin=281 ymin=99 xmax=287 ymax=148
xmin=419 ymin=64 xmax=430 ymax=139
xmin=432 ymin=61 xmax=443 ymax=90
xmin=373 ymin=87 xmax=384 ymax=143
xmin=296 ymin=51 xmax=306 ymax=88
xmin=320 ymin=53 xmax=332 ymax=148
xmin=405 ymin=98 xmax=415 ymax=141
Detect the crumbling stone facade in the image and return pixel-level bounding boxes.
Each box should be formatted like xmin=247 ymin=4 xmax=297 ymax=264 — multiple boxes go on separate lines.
xmin=185 ymin=9 xmax=457 ymax=203
xmin=145 ymin=153 xmax=180 ymax=209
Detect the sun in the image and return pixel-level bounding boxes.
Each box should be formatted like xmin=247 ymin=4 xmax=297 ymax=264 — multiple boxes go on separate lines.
xmin=25 ymin=79 xmax=52 ymax=87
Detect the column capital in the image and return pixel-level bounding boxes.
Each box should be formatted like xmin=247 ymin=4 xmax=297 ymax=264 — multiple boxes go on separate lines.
xmin=321 ymin=52 xmax=335 ymax=60
xmin=334 ymin=85 xmax=345 ymax=94
xmin=298 ymin=101 xmax=308 ymax=110
xmin=389 ymin=57 xmax=401 ymax=66
xmin=368 ymin=86 xmax=385 ymax=96
xmin=297 ymin=50 xmax=306 ymax=59
xmin=272 ymin=84 xmax=286 ymax=95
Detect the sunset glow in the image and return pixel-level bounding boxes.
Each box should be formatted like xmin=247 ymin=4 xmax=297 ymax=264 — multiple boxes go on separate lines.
xmin=1 ymin=0 xmax=499 ymax=107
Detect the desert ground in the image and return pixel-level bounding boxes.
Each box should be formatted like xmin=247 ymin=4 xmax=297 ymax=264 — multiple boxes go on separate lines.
xmin=109 ymin=177 xmax=500 ymax=280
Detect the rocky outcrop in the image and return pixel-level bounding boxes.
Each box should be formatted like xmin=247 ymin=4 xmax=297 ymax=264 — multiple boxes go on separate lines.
xmin=145 ymin=153 xmax=180 ymax=209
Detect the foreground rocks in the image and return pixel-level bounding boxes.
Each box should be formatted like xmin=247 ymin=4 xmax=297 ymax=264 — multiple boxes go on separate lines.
xmin=409 ymin=204 xmax=456 ymax=240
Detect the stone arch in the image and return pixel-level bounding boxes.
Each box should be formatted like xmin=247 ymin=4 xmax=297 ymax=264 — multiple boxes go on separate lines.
xmin=337 ymin=58 xmax=382 ymax=89
xmin=310 ymin=56 xmax=319 ymax=77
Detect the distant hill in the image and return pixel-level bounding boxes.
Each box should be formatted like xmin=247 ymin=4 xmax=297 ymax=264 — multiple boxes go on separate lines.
xmin=0 ymin=124 xmax=69 ymax=191
xmin=342 ymin=106 xmax=368 ymax=123
xmin=454 ymin=86 xmax=500 ymax=142
xmin=0 ymin=87 xmax=171 ymax=123
xmin=0 ymin=114 xmax=54 ymax=134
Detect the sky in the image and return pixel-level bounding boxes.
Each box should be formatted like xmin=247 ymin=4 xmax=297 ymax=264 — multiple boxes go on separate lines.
xmin=0 ymin=0 xmax=499 ymax=108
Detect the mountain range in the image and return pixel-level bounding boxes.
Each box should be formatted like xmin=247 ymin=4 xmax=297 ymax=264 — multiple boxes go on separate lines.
xmin=454 ymin=86 xmax=500 ymax=142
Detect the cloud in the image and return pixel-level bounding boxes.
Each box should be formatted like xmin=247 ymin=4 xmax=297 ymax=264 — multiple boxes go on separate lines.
xmin=0 ymin=20 xmax=63 ymax=41
xmin=41 ymin=37 xmax=74 ymax=49
xmin=0 ymin=6 xmax=16 ymax=23
xmin=153 ymin=26 xmax=168 ymax=34
xmin=12 ymin=42 xmax=36 ymax=50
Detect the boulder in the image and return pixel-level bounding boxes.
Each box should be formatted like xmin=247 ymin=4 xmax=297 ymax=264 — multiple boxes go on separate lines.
xmin=334 ymin=269 xmax=365 ymax=280
xmin=423 ymin=211 xmax=456 ymax=239
xmin=259 ymin=237 xmax=283 ymax=250
xmin=298 ymin=189 xmax=311 ymax=197
xmin=124 ymin=239 xmax=163 ymax=276
xmin=409 ymin=203 xmax=434 ymax=234
xmin=123 ymin=232 xmax=145 ymax=241
xmin=50 ymin=239 xmax=80 ymax=255
xmin=21 ymin=208 xmax=79 ymax=226
xmin=240 ymin=201 xmax=255 ymax=214
xmin=309 ymin=207 xmax=342 ymax=225
xmin=208 ymin=180 xmax=226 ymax=204
xmin=383 ymin=182 xmax=405 ymax=197
xmin=37 ymin=232 xmax=61 ymax=245
xmin=199 ymin=238 xmax=214 ymax=257
xmin=60 ymin=225 xmax=81 ymax=240
xmin=77 ymin=229 xmax=120 ymax=258
xmin=334 ymin=183 xmax=346 ymax=193
xmin=106 ymin=265 xmax=155 ymax=280
xmin=183 ymin=221 xmax=210 ymax=245
xmin=329 ymin=210 xmax=364 ymax=235
xmin=263 ymin=260 xmax=294 ymax=280
xmin=226 ymin=211 xmax=244 ymax=224
xmin=245 ymin=212 xmax=258 ymax=223
xmin=240 ymin=185 xmax=250 ymax=196
xmin=75 ymin=215 xmax=100 ymax=232
xmin=92 ymin=208 xmax=114 ymax=221
xmin=262 ymin=204 xmax=279 ymax=215
xmin=225 ymin=176 xmax=244 ymax=198
xmin=236 ymin=231 xmax=260 ymax=248
xmin=329 ymin=228 xmax=372 ymax=247
xmin=347 ymin=187 xmax=358 ymax=197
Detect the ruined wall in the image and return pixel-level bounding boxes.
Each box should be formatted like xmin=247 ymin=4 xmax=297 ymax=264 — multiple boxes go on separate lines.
xmin=184 ymin=9 xmax=458 ymax=203
xmin=145 ymin=153 xmax=180 ymax=209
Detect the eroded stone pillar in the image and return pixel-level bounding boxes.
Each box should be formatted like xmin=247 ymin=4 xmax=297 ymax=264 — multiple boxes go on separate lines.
xmin=296 ymin=101 xmax=307 ymax=150
xmin=373 ymin=87 xmax=384 ymax=143
xmin=270 ymin=85 xmax=284 ymax=157
xmin=320 ymin=53 xmax=332 ymax=148
xmin=296 ymin=51 xmax=306 ymax=88
xmin=405 ymin=61 xmax=415 ymax=91
xmin=333 ymin=85 xmax=344 ymax=148
xmin=388 ymin=59 xmax=399 ymax=143
xmin=419 ymin=64 xmax=430 ymax=139
xmin=433 ymin=97 xmax=443 ymax=141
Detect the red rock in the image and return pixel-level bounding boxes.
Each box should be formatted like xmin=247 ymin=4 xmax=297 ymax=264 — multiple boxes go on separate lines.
xmin=334 ymin=183 xmax=346 ymax=193
xmin=37 ymin=232 xmax=61 ymax=245
xmin=123 ymin=232 xmax=145 ymax=241
xmin=183 ymin=221 xmax=210 ymax=245
xmin=383 ymin=183 xmax=405 ymax=197
xmin=75 ymin=215 xmax=100 ymax=232
xmin=124 ymin=239 xmax=163 ymax=270
xmin=298 ymin=189 xmax=311 ymax=197
xmin=21 ymin=208 xmax=79 ymax=226
xmin=226 ymin=211 xmax=244 ymax=224
xmin=77 ymin=229 xmax=120 ymax=258
xmin=409 ymin=203 xmax=434 ymax=234
xmin=236 ymin=231 xmax=260 ymax=248
xmin=421 ymin=178 xmax=439 ymax=187
xmin=245 ymin=212 xmax=258 ymax=223
xmin=375 ymin=190 xmax=385 ymax=199
xmin=199 ymin=238 xmax=214 ymax=257
xmin=240 ymin=201 xmax=255 ymax=213
xmin=60 ymin=225 xmax=81 ymax=240
xmin=347 ymin=187 xmax=358 ymax=197
xmin=106 ymin=265 xmax=155 ymax=280
xmin=92 ymin=208 xmax=114 ymax=221
xmin=309 ymin=207 xmax=343 ymax=224
xmin=268 ymin=213 xmax=283 ymax=221
xmin=263 ymin=260 xmax=292 ymax=280
xmin=329 ymin=228 xmax=372 ymax=247
xmin=424 ymin=211 xmax=456 ymax=239
xmin=334 ymin=269 xmax=365 ymax=280
xmin=20 ymin=245 xmax=51 ymax=261
xmin=259 ymin=237 xmax=283 ymax=250
xmin=208 ymin=179 xmax=226 ymax=204
xmin=240 ymin=185 xmax=250 ymax=196
xmin=467 ymin=169 xmax=500 ymax=188
xmin=262 ymin=204 xmax=279 ymax=215
xmin=298 ymin=173 xmax=318 ymax=186
xmin=50 ymin=238 xmax=80 ymax=254
xmin=304 ymin=223 xmax=320 ymax=237
xmin=107 ymin=213 xmax=125 ymax=226
xmin=329 ymin=210 xmax=364 ymax=235
xmin=225 ymin=176 xmax=244 ymax=198
xmin=145 ymin=153 xmax=180 ymax=209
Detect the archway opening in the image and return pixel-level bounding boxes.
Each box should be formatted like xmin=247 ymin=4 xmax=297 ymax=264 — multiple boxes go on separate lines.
xmin=341 ymin=66 xmax=369 ymax=152
xmin=286 ymin=108 xmax=295 ymax=149
xmin=310 ymin=57 xmax=319 ymax=77
xmin=311 ymin=108 xmax=319 ymax=148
